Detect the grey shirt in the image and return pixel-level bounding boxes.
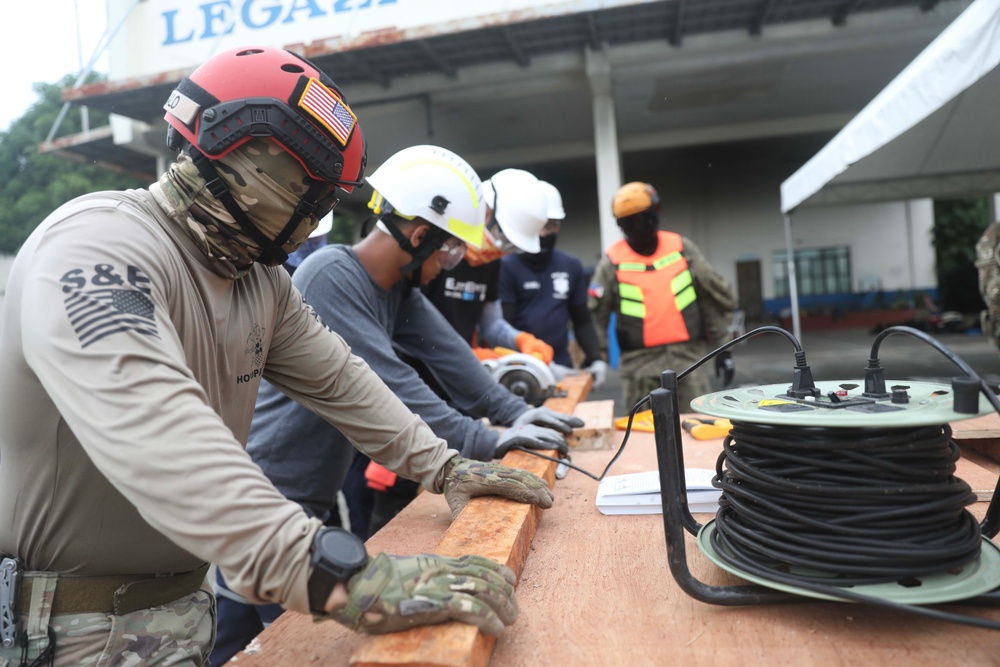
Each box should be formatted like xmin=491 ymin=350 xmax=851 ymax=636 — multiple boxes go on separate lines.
xmin=248 ymin=245 xmax=529 ymax=520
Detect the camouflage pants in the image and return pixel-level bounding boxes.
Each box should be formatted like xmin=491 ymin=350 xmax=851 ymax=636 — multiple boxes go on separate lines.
xmin=619 ymin=343 xmax=713 ymax=414
xmin=621 ymin=367 xmax=710 ymax=415
xmin=0 ymin=575 xmax=216 ymax=667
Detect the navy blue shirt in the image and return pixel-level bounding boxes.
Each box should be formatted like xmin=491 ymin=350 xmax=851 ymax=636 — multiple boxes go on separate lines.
xmin=423 ymin=260 xmax=500 ymax=344
xmin=499 ymin=250 xmax=589 ymax=367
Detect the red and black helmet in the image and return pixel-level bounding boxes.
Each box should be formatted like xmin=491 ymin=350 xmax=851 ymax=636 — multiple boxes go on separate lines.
xmin=164 ymin=46 xmax=367 ymax=192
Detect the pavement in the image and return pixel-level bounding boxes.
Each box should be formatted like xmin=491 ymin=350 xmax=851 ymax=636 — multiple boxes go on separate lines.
xmin=586 ymin=326 xmax=1000 ymax=417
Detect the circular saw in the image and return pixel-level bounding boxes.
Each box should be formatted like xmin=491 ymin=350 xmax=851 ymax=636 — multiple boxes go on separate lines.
xmin=482 ymin=352 xmax=561 ymax=406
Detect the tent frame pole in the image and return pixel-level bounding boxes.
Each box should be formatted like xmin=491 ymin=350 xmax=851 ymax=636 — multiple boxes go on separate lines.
xmin=783 ymin=213 xmax=802 ymax=342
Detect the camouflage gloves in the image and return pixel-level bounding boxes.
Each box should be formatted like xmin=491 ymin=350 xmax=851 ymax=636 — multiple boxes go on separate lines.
xmin=442 ymin=456 xmax=554 ymax=520
xmin=511 ymin=406 xmax=584 ymax=434
xmin=334 ymin=553 xmax=518 ymax=636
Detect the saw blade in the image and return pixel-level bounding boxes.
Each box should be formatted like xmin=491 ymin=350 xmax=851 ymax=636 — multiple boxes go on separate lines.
xmin=499 ymin=369 xmax=550 ymax=407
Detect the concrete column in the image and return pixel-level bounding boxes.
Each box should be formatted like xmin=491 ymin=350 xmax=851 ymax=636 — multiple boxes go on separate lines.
xmin=586 ymin=47 xmax=622 ymax=253
xmin=904 ymin=200 xmax=916 ymax=307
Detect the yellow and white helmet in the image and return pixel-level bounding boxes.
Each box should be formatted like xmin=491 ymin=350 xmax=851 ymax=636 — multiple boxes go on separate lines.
xmin=366 ymin=145 xmax=486 ymax=248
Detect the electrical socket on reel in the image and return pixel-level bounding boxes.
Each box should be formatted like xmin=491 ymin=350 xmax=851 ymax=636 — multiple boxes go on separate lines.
xmin=643 ymin=324 xmax=1000 ymax=631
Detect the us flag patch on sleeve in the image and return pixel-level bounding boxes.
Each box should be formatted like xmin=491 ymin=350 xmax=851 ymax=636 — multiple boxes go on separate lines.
xmin=60 ymin=264 xmax=159 ymax=348
xmin=297 ymin=79 xmax=357 ymax=147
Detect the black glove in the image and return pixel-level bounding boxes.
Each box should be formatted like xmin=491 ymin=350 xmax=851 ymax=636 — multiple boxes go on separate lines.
xmin=511 ymin=407 xmax=584 ymax=434
xmin=496 ymin=424 xmax=569 ymax=457
xmin=714 ymin=351 xmax=735 ymax=387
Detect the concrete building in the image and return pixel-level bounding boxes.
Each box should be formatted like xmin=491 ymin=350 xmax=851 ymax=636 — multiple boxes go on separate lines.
xmin=42 ymin=0 xmax=976 ymax=321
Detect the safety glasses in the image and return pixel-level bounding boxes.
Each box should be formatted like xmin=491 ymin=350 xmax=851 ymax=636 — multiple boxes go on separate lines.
xmin=436 ymin=236 xmax=468 ymax=270
xmin=484 ymin=218 xmax=521 ymax=254
xmin=485 ymin=182 xmax=522 ymax=254
xmin=540 ymin=219 xmax=561 ymax=237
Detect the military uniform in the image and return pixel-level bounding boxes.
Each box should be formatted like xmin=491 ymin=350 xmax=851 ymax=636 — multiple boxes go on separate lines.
xmin=0 ymin=188 xmax=456 ymax=664
xmin=976 ymin=221 xmax=1000 ymax=351
xmin=589 ymin=233 xmax=736 ymax=411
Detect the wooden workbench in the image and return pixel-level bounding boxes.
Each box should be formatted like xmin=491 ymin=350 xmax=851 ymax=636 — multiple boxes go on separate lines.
xmin=233 ymin=424 xmax=1000 ymax=666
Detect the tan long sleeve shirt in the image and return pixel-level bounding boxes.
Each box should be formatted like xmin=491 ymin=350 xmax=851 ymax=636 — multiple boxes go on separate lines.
xmin=0 ymin=189 xmax=454 ymax=614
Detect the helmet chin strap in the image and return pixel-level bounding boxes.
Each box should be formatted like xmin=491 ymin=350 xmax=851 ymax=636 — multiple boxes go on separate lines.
xmin=185 ymin=146 xmax=328 ymax=266
xmin=378 ymin=217 xmax=449 ymax=282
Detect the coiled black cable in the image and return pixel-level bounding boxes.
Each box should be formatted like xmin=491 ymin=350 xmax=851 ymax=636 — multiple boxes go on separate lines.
xmin=712 ymin=420 xmax=984 ymax=588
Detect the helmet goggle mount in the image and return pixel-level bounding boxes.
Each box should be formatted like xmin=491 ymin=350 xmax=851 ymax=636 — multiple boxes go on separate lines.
xmin=181 ymin=94 xmax=364 ymax=188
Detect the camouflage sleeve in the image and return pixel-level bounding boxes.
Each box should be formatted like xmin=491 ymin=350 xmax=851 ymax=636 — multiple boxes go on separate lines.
xmin=683 ymin=237 xmax=736 ymax=346
xmin=976 ymin=222 xmax=1000 ymax=349
xmin=587 ymin=254 xmax=617 ymax=352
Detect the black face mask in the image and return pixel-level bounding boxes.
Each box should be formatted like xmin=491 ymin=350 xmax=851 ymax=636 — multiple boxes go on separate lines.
xmin=619 ymin=211 xmax=659 ymax=256
xmin=520 ymin=233 xmax=557 ymax=271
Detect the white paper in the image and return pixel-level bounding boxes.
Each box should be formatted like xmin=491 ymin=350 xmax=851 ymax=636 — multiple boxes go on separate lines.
xmin=595 ymin=468 xmax=721 ymax=516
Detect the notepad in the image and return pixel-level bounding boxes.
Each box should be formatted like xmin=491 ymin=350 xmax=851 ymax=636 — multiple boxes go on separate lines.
xmin=595 ymin=468 xmax=721 ymax=515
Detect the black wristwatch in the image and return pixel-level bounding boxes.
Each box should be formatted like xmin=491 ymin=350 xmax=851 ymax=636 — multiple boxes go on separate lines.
xmin=307 ymin=527 xmax=369 ymax=615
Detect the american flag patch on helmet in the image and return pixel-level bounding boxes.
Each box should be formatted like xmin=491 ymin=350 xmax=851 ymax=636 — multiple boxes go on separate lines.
xmin=297 ymin=79 xmax=357 ymax=147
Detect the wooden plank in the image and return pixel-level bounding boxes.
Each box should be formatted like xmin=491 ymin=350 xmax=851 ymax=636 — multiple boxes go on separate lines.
xmin=960 ymin=441 xmax=1000 ymax=470
xmin=567 ymin=400 xmax=615 ymax=450
xmin=950 ymin=412 xmax=1000 ymax=442
xmin=955 ymin=455 xmax=997 ymax=502
xmin=960 ymin=447 xmax=1000 ymax=476
xmin=348 ymin=375 xmax=591 ymax=667
xmin=544 ymin=372 xmax=593 ymax=415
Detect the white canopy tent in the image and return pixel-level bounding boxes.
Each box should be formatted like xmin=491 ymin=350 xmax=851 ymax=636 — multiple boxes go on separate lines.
xmin=778 ymin=0 xmax=1000 ymax=340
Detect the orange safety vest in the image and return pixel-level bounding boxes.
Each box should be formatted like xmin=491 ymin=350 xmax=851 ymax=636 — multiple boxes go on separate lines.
xmin=607 ymin=231 xmax=700 ymax=351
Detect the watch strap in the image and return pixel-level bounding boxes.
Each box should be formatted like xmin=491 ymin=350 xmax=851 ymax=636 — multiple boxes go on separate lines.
xmin=307 ymin=566 xmax=340 ymax=615
xmin=307 ymin=527 xmax=369 ymax=615
xmin=333 ymin=553 xmax=392 ymax=628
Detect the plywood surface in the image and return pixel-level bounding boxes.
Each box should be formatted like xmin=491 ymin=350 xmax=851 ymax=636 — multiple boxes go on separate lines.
xmin=567 ymin=400 xmax=615 ymax=450
xmin=952 ymin=412 xmax=1000 ymax=440
xmin=232 ymin=424 xmax=1000 ymax=667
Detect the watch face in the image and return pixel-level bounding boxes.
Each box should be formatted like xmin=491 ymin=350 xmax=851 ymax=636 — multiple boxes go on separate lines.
xmin=317 ymin=528 xmax=368 ymax=568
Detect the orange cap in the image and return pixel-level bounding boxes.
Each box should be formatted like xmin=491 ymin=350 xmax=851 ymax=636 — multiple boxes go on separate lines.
xmin=612 ymin=182 xmax=660 ymax=219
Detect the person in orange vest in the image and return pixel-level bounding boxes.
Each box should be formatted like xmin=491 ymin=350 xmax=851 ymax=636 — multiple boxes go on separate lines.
xmin=588 ymin=182 xmax=737 ymax=413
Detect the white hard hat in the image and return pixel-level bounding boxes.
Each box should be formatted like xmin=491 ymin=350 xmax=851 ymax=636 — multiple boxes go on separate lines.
xmin=365 ymin=145 xmax=486 ymax=248
xmin=309 ymin=212 xmax=334 ymax=239
xmin=539 ymin=181 xmax=565 ymax=220
xmin=482 ymin=169 xmax=548 ymax=253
